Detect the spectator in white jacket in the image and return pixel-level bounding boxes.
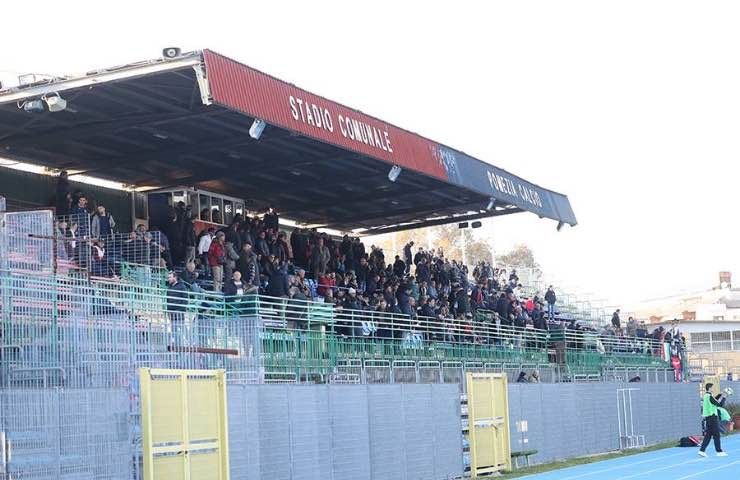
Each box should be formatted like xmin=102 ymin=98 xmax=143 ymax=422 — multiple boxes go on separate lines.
xmin=197 ymin=227 xmax=216 ymax=276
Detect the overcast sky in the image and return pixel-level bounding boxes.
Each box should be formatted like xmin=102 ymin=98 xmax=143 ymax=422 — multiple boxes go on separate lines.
xmin=2 ymin=1 xmax=739 ymax=305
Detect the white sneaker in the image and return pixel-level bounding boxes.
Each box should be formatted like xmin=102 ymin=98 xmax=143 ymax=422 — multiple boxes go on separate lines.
xmin=698 ymin=451 xmax=707 ymax=457
xmin=717 ymin=452 xmax=728 ymax=457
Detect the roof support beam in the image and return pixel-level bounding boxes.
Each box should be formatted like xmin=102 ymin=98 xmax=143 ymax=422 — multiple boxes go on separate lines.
xmin=327 ymin=196 xmax=490 ymax=225
xmin=357 ymin=207 xmax=524 ymax=235
xmin=0 ymin=110 xmax=218 ymax=146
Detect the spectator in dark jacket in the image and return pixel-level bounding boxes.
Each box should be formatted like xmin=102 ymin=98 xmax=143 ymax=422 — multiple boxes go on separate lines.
xmin=239 ymin=224 xmax=254 ymax=253
xmin=225 ymin=221 xmax=242 ymax=253
xmin=91 ymin=205 xmax=116 ymax=239
xmin=270 ymin=232 xmax=288 ymax=263
xmin=366 ymin=274 xmax=380 ymax=296
xmin=343 ymin=288 xmax=362 ymax=311
xmin=54 ymin=171 xmax=71 ymax=216
xmin=267 ymin=263 xmax=290 ymax=298
xmin=356 ymin=257 xmax=370 ymax=291
xmin=167 ymin=271 xmax=188 ymax=340
xmin=612 ymin=309 xmax=622 ymax=330
xmin=290 ymin=228 xmax=308 ymax=268
xmin=545 ymin=286 xmax=557 ymax=320
xmin=351 ymin=238 xmax=365 ymax=272
xmin=70 ymin=195 xmax=90 ymax=238
xmin=413 ymin=247 xmax=425 ymax=268
xmin=162 ymin=208 xmax=183 ymax=265
xmin=420 ymin=298 xmax=436 ymax=318
xmin=397 ymin=287 xmax=413 ymax=316
xmin=180 ymin=261 xmax=201 ymax=291
xmin=454 ymin=286 xmax=470 ymax=317
xmin=223 ymin=271 xmax=247 ymax=301
xmin=496 ymin=293 xmax=511 ymax=325
xmin=277 ymin=232 xmax=291 ymax=261
xmin=263 ymin=207 xmax=279 ymax=232
xmin=416 ymin=257 xmax=431 ymax=284
xmin=393 ymin=256 xmax=406 ymax=277
xmin=255 ymin=231 xmax=270 ymax=259
xmin=236 ymin=243 xmax=260 ymax=292
xmin=403 ymin=241 xmax=414 ymax=274
xmin=182 ymin=214 xmax=197 ymax=265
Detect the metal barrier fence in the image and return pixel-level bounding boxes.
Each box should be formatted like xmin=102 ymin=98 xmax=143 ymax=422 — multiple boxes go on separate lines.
xmin=0 ymin=211 xmax=671 ymax=385
xmin=0 ymin=271 xmax=264 ymax=390
xmin=248 ymin=295 xmax=669 ymax=381
xmin=55 ymin=213 xmax=165 ymax=278
xmin=1 ymin=210 xmax=55 ymax=274
xmin=0 ymin=388 xmax=131 ymax=479
xmin=0 ymin=266 xmax=673 ymax=389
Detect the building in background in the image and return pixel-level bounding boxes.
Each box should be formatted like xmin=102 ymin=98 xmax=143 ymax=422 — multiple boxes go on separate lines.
xmin=624 ymin=272 xmax=740 ymax=376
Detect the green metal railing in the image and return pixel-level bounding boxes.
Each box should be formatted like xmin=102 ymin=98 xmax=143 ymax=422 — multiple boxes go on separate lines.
xmin=0 ymin=269 xmax=671 ymax=384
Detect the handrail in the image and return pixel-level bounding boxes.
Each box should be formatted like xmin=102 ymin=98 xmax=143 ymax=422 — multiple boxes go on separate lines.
xmin=0 ymin=269 xmax=670 ymax=366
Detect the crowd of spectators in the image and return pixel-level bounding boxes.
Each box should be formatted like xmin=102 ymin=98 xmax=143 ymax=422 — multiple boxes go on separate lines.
xmin=51 ymin=171 xmax=683 ymax=374
xmin=54 ymin=172 xmax=178 ymax=277
xmin=53 ymin=172 xmax=560 ymax=343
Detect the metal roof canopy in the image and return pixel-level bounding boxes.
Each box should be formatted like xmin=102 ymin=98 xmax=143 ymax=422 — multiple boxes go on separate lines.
xmin=0 ymin=50 xmax=576 ymax=234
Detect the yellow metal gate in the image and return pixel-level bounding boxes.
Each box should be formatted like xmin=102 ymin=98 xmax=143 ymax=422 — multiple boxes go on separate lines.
xmin=140 ymin=368 xmax=230 ymax=480
xmin=466 ymin=372 xmax=512 ymax=475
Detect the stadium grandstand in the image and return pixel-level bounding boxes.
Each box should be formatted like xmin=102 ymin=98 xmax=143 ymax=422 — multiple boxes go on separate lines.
xmin=0 ymin=49 xmax=694 ymax=479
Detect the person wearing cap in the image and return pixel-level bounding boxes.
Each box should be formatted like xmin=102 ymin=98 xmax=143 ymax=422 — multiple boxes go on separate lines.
xmin=343 ymin=287 xmax=362 ymax=329
xmin=698 ymin=383 xmax=731 ymax=457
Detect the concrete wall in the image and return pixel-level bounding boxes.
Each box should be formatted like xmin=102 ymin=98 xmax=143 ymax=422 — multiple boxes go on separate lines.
xmin=225 ymin=381 xmax=740 ymax=478
xmin=507 ymin=382 xmax=704 ymax=465
xmin=227 ymin=383 xmax=463 ymax=480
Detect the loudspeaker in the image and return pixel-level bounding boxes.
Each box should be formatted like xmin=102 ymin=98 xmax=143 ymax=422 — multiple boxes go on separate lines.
xmin=162 ymin=47 xmax=182 ymax=59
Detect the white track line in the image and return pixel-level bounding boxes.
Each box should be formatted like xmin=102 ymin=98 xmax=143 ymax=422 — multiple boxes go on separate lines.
xmin=673 ymin=460 xmax=740 ymax=480
xmin=552 ymin=451 xmax=689 ymax=480
xmin=611 ymin=459 xmax=704 ymax=480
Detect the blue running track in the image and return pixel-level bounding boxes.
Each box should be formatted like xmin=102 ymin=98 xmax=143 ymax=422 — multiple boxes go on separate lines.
xmin=520 ymin=435 xmax=740 ymax=480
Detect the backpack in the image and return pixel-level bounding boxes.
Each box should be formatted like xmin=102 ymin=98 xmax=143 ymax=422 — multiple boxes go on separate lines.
xmin=679 ymin=436 xmax=701 ymax=447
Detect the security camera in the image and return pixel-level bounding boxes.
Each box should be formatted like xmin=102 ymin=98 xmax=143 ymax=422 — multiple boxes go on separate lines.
xmin=162 ymin=47 xmax=182 ymax=59
xmin=43 ymin=93 xmax=67 ymax=112
xmin=22 ymin=99 xmax=45 ymax=113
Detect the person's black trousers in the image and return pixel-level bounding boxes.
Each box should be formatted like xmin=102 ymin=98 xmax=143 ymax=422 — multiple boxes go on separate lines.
xmin=700 ymin=415 xmax=722 ymax=452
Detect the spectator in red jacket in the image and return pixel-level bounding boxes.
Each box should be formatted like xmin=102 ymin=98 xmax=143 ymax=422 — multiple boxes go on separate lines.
xmin=525 ymin=297 xmax=535 ymax=314
xmin=208 ymin=232 xmax=226 ymax=292
xmin=317 ymin=272 xmax=336 ymax=297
